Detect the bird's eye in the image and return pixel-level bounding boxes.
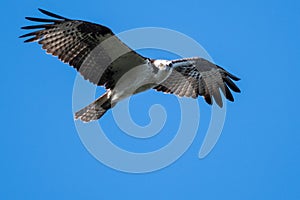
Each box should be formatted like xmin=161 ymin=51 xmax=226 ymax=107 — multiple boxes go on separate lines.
xmin=168 ymin=63 xmax=173 ymax=67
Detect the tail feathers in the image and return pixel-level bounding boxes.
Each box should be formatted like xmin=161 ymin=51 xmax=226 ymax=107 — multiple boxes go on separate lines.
xmin=75 ymin=93 xmax=111 ymax=122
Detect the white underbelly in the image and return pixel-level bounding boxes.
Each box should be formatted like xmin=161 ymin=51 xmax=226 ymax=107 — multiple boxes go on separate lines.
xmin=110 ymin=63 xmax=171 ymax=102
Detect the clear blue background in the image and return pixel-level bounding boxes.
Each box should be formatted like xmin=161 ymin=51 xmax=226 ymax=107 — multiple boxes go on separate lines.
xmin=1 ymin=0 xmax=299 ymax=199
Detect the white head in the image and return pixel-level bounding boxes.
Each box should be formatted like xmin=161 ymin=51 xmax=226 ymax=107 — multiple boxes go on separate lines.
xmin=152 ymin=59 xmax=173 ymax=70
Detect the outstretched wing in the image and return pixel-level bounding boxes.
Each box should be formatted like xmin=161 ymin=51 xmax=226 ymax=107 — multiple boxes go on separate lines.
xmin=20 ymin=8 xmax=147 ymax=89
xmin=154 ymin=57 xmax=241 ymax=107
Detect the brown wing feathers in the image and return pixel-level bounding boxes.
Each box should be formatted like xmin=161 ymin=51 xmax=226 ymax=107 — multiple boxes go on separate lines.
xmin=20 ymin=9 xmax=113 ymax=69
xmin=20 ymin=9 xmax=148 ymax=90
xmin=19 ymin=9 xmax=132 ymax=88
xmin=154 ymin=58 xmax=240 ymax=107
xmin=20 ymin=9 xmax=240 ymax=108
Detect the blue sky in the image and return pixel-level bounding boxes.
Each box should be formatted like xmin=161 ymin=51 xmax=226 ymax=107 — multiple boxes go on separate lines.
xmin=1 ymin=0 xmax=299 ymax=199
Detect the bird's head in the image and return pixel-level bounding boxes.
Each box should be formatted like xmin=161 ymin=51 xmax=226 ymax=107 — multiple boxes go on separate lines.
xmin=152 ymin=59 xmax=173 ymax=70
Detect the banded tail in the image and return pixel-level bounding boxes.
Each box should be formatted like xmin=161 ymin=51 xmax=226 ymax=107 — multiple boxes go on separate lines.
xmin=75 ymin=92 xmax=112 ymax=122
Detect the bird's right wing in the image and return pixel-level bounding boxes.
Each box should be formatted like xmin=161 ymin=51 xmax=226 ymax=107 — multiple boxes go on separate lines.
xmin=20 ymin=9 xmax=147 ymax=89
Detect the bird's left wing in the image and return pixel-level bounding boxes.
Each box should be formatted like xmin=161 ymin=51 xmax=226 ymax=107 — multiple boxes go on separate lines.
xmin=20 ymin=9 xmax=147 ymax=89
xmin=154 ymin=57 xmax=241 ymax=107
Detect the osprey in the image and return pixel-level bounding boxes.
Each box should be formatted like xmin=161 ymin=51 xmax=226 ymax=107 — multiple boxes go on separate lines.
xmin=20 ymin=9 xmax=241 ymax=122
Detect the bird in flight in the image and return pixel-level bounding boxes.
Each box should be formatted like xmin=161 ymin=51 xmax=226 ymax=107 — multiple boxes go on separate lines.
xmin=20 ymin=9 xmax=241 ymax=122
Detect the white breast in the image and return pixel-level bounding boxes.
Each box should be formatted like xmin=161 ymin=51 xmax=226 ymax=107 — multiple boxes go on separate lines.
xmin=110 ymin=62 xmax=172 ymax=102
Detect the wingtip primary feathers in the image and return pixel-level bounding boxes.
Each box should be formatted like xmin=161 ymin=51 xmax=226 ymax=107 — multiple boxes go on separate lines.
xmin=20 ymin=8 xmax=69 ymax=29
xmin=217 ymin=65 xmax=241 ymax=81
xmin=25 ymin=16 xmax=60 ymax=23
xmin=19 ymin=8 xmax=69 ymax=43
xmin=224 ymin=77 xmax=241 ymax=93
xmin=226 ymin=72 xmax=241 ymax=81
xmin=38 ymin=8 xmax=69 ymax=20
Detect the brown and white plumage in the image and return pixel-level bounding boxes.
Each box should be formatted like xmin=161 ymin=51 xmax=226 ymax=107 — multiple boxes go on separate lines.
xmin=20 ymin=9 xmax=241 ymax=122
xmin=20 ymin=8 xmax=146 ymax=88
xmin=154 ymin=57 xmax=240 ymax=107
